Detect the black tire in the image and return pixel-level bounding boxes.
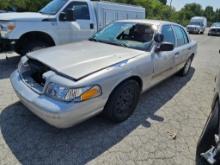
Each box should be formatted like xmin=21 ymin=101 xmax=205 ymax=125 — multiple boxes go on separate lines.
xmin=19 ymin=40 xmax=50 ymax=56
xmin=102 ymin=79 xmax=141 ymax=122
xmin=196 ymin=101 xmax=219 ymax=165
xmin=178 ymin=57 xmax=193 ymax=76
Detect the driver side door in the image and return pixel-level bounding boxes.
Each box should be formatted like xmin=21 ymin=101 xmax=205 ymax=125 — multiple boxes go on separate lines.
xmin=152 ymin=24 xmax=176 ymax=83
xmin=57 ymin=1 xmax=94 ymax=45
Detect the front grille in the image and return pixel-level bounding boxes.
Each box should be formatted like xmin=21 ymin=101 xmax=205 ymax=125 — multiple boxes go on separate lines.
xmin=188 ymin=27 xmax=197 ymax=31
xmin=210 ymin=29 xmax=220 ymax=33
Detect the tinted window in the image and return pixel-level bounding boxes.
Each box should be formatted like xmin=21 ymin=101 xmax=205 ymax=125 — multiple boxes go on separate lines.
xmin=64 ymin=2 xmax=90 ymax=20
xmin=181 ymin=28 xmax=189 ymax=44
xmin=161 ymin=25 xmax=176 ymax=46
xmin=173 ymin=25 xmax=185 ymax=47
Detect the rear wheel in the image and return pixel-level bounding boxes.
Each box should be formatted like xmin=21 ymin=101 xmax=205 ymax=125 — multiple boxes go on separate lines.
xmin=102 ymin=79 xmax=141 ymax=122
xmin=19 ymin=40 xmax=50 ymax=56
xmin=178 ymin=57 xmax=192 ymax=76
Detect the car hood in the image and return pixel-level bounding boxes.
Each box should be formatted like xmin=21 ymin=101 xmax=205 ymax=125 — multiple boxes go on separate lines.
xmin=0 ymin=12 xmax=53 ymax=21
xmin=187 ymin=25 xmax=201 ymax=28
xmin=27 ymin=41 xmax=143 ymax=80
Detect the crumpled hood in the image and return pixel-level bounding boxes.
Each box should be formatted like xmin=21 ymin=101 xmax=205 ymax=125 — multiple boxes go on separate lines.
xmin=27 ymin=41 xmax=143 ymax=80
xmin=0 ymin=12 xmax=53 ymax=21
xmin=187 ymin=25 xmax=201 ymax=29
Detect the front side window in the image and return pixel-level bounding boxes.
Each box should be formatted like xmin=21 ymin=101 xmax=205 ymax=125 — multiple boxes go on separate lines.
xmin=63 ymin=2 xmax=90 ymax=20
xmin=90 ymin=22 xmax=155 ymax=51
xmin=161 ymin=25 xmax=176 ymax=46
xmin=40 ymin=0 xmax=68 ymax=15
xmin=173 ymin=25 xmax=186 ymax=47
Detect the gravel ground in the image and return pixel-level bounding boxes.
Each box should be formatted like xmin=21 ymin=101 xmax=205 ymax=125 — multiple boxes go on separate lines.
xmin=0 ymin=34 xmax=220 ymax=165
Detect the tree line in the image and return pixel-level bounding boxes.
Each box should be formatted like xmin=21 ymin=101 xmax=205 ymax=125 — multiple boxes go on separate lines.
xmin=0 ymin=0 xmax=220 ymax=26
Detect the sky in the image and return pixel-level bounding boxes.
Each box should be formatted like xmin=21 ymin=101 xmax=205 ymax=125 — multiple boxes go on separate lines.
xmin=169 ymin=0 xmax=220 ymax=11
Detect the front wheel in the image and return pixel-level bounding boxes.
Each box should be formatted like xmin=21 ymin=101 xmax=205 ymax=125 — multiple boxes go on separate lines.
xmin=102 ymin=79 xmax=141 ymax=122
xmin=19 ymin=40 xmax=50 ymax=56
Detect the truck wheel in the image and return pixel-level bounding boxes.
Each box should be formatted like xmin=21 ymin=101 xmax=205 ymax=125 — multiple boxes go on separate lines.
xmin=178 ymin=57 xmax=192 ymax=76
xmin=102 ymin=79 xmax=141 ymax=122
xmin=20 ymin=40 xmax=50 ymax=56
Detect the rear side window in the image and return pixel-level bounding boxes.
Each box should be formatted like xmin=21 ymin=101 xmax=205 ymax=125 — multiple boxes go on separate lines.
xmin=181 ymin=28 xmax=189 ymax=44
xmin=63 ymin=2 xmax=90 ymax=20
xmin=173 ymin=25 xmax=189 ymax=46
xmin=161 ymin=25 xmax=176 ymax=46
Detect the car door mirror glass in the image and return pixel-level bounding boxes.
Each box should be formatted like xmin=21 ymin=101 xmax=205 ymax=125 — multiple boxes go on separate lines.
xmin=156 ymin=42 xmax=174 ymax=52
xmin=154 ymin=33 xmax=164 ymax=43
xmin=59 ymin=9 xmax=76 ymax=21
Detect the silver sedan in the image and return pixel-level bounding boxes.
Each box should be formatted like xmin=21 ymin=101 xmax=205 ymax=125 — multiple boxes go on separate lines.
xmin=10 ymin=20 xmax=197 ymax=128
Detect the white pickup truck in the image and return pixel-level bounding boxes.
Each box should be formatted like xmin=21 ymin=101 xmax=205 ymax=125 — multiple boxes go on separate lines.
xmin=0 ymin=0 xmax=145 ymax=55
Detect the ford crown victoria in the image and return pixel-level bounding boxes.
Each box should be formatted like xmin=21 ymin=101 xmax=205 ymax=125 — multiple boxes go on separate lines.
xmin=10 ymin=20 xmax=197 ymax=128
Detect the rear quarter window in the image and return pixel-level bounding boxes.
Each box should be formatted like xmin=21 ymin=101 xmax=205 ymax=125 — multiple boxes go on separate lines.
xmin=173 ymin=25 xmax=189 ymax=47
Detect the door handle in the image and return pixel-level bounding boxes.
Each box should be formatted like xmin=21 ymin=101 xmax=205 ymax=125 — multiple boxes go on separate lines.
xmin=90 ymin=23 xmax=94 ymax=29
xmin=175 ymin=52 xmax=180 ymax=56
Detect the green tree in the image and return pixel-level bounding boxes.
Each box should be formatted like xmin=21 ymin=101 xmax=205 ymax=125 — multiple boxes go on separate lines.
xmin=215 ymin=9 xmax=220 ymax=22
xmin=175 ymin=3 xmax=203 ymax=26
xmin=204 ymin=6 xmax=215 ymax=24
xmin=158 ymin=0 xmax=167 ymax=5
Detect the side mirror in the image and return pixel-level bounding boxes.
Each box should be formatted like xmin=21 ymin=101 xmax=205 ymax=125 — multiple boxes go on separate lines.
xmin=59 ymin=9 xmax=75 ymax=21
xmin=154 ymin=33 xmax=164 ymax=43
xmin=156 ymin=42 xmax=174 ymax=52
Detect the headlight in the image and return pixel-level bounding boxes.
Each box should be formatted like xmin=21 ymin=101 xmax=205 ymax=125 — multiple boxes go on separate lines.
xmin=45 ymin=83 xmax=102 ymax=102
xmin=7 ymin=23 xmax=16 ymax=32
xmin=0 ymin=22 xmax=16 ymax=37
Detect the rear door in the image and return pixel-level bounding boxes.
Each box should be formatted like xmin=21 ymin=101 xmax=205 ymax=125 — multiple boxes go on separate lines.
xmin=153 ymin=24 xmax=176 ymax=81
xmin=172 ymin=25 xmax=191 ymax=70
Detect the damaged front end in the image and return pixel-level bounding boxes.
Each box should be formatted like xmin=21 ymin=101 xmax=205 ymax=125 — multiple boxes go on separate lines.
xmin=18 ymin=56 xmax=51 ymax=93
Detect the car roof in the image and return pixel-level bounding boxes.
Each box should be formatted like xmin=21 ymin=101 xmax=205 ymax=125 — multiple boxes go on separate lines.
xmin=116 ymin=19 xmax=180 ymax=27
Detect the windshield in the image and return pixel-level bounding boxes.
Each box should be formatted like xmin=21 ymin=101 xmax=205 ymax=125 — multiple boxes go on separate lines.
xmin=212 ymin=22 xmax=220 ymax=27
xmin=39 ymin=0 xmax=68 ymax=15
xmin=90 ymin=22 xmax=155 ymax=51
xmin=189 ymin=21 xmax=203 ymax=26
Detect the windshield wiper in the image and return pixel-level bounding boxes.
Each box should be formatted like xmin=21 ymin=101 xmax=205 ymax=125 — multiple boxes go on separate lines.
xmin=89 ymin=38 xmax=128 ymax=48
xmin=89 ymin=38 xmax=98 ymax=42
xmin=118 ymin=42 xmax=128 ymax=48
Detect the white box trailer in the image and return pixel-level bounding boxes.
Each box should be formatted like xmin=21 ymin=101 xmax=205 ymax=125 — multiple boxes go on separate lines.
xmin=93 ymin=1 xmax=145 ymax=30
xmin=0 ymin=0 xmax=145 ymax=55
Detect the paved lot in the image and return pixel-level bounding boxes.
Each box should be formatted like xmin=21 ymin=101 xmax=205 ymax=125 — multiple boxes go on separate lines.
xmin=0 ymin=34 xmax=220 ymax=165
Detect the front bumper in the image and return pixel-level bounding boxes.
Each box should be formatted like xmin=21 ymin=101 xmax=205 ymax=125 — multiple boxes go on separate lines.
xmin=10 ymin=70 xmax=105 ymax=128
xmin=0 ymin=37 xmax=17 ymax=52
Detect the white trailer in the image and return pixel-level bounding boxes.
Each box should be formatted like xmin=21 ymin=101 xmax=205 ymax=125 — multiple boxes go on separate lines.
xmin=93 ymin=1 xmax=145 ymax=30
xmin=0 ymin=0 xmax=145 ymax=55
